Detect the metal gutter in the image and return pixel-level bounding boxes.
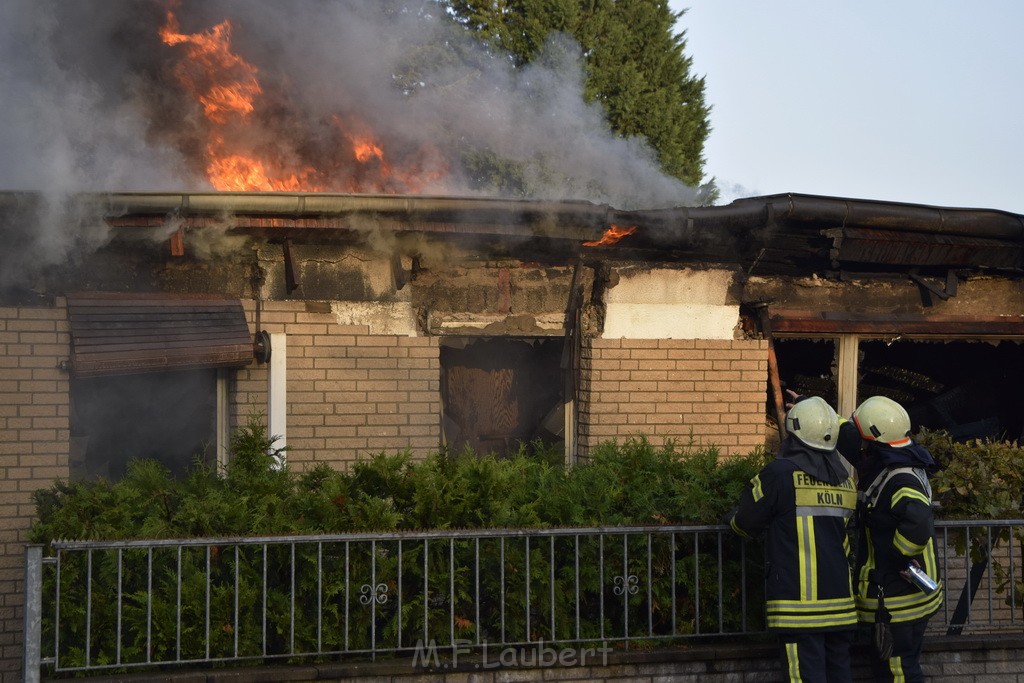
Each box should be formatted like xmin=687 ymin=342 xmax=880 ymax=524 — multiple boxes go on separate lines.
xmin=627 ymin=193 xmax=1024 ymax=239
xmin=95 ymin=191 xmax=617 ymax=228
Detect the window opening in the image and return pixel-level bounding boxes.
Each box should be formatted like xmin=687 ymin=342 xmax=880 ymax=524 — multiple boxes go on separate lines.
xmin=70 ymin=368 xmax=218 ymax=480
xmin=440 ymin=337 xmax=564 ymax=459
xmin=773 ymin=337 xmax=1024 ymax=443
xmin=774 ymin=339 xmax=839 ymax=409
xmin=859 ymin=339 xmax=1024 ymax=441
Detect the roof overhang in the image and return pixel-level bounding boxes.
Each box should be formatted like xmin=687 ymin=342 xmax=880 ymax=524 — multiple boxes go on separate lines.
xmin=5 ymin=191 xmax=1024 ymax=275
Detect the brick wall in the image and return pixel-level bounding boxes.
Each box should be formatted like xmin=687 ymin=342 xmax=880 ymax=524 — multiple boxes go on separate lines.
xmin=235 ymin=300 xmax=441 ymax=468
xmin=75 ymin=637 xmax=1024 ymax=683
xmin=0 ymin=300 xmax=70 ymax=683
xmin=578 ymin=338 xmax=769 ymax=458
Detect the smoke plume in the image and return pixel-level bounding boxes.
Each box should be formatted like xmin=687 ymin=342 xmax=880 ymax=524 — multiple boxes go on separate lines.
xmin=0 ymin=0 xmax=699 ymax=285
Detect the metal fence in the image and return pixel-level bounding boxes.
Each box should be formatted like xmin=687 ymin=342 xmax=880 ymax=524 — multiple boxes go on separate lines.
xmin=22 ymin=520 xmax=1024 ymax=680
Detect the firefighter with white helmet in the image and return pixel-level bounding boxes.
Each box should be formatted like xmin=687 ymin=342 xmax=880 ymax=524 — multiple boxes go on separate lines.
xmin=728 ymin=396 xmax=857 ymax=682
xmin=852 ymin=395 xmax=912 ymax=448
xmin=786 ymin=394 xmax=842 ymax=449
xmin=847 ymin=395 xmax=941 ymax=683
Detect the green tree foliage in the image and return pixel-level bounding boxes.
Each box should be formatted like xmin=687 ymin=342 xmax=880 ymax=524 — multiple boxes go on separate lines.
xmin=919 ymin=430 xmax=1024 ymax=519
xmin=441 ymin=0 xmax=714 ymax=192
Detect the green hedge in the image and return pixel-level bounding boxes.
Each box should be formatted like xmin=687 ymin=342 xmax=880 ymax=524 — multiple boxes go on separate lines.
xmin=32 ymin=418 xmax=770 ymax=541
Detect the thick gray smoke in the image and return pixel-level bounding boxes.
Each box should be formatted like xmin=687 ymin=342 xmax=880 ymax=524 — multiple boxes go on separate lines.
xmin=0 ymin=0 xmax=699 ymax=285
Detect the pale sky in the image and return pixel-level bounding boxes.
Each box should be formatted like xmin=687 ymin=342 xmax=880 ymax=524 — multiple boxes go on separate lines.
xmin=670 ymin=2 xmax=1024 ymax=214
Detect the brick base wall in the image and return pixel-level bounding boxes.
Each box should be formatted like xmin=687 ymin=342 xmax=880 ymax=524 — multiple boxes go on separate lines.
xmin=578 ymin=338 xmax=769 ymax=459
xmin=236 ymin=301 xmax=441 ymax=469
xmin=0 ymin=300 xmax=71 ymax=683
xmin=65 ymin=636 xmax=1024 ymax=683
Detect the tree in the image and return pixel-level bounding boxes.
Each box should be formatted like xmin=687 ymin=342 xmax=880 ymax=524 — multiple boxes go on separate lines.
xmin=442 ymin=0 xmax=714 ymax=196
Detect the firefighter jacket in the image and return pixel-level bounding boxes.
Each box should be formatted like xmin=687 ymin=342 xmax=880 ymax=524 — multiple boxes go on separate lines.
xmin=854 ymin=442 xmax=943 ymax=624
xmin=728 ymin=438 xmax=858 ymax=633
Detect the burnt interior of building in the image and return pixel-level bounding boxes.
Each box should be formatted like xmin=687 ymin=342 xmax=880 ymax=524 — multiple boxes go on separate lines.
xmin=775 ymin=338 xmax=1024 ymax=442
xmin=440 ymin=336 xmax=565 ymax=459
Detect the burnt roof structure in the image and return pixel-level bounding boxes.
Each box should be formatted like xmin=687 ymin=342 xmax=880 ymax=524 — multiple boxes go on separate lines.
xmin=92 ymin=191 xmax=1024 ymax=275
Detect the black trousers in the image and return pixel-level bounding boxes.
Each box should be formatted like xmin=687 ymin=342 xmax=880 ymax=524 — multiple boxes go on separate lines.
xmin=780 ymin=629 xmax=855 ymax=683
xmin=870 ymin=619 xmax=929 ymax=683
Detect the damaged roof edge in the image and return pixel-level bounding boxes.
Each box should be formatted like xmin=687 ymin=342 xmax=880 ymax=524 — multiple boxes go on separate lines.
xmin=3 ymin=189 xmax=1023 ymax=243
xmin=90 ymin=191 xmax=1024 ymax=240
xmin=95 ymin=192 xmax=617 ymax=227
xmin=630 ymin=192 xmax=1024 ymax=239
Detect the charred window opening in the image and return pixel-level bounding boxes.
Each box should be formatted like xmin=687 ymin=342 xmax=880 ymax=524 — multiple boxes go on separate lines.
xmin=775 ymin=339 xmax=839 ymax=407
xmin=70 ymin=369 xmax=218 ymax=480
xmin=859 ymin=340 xmax=1024 ymax=441
xmin=440 ymin=337 xmax=565 ymax=459
xmin=774 ymin=338 xmax=1024 ymax=442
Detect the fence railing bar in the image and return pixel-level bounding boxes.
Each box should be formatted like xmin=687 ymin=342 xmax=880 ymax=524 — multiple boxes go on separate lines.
xmin=146 ymin=547 xmax=153 ymax=664
xmin=598 ymin=534 xmax=605 ymax=640
xmin=49 ymin=524 xmax=734 ymax=551
xmin=740 ymin=538 xmax=748 ymax=632
xmin=397 ymin=539 xmax=403 ymax=650
xmin=290 ymin=542 xmax=296 ymax=655
xmin=525 ymin=536 xmax=531 ymax=642
xmin=671 ymin=532 xmax=677 ymax=637
xmin=621 ymin=533 xmax=629 ymax=641
xmin=500 ymin=537 xmax=506 ymax=643
xmin=85 ymin=549 xmax=92 ymax=668
xmin=448 ymin=538 xmax=455 ymax=651
xmin=115 ymin=549 xmax=122 ymax=666
xmin=550 ymin=536 xmax=556 ymax=642
xmin=574 ymin=534 xmax=580 ymax=643
xmin=205 ymin=545 xmax=211 ymax=661
xmin=261 ymin=544 xmax=267 ymax=657
xmin=964 ymin=527 xmax=972 ymax=627
xmin=54 ymin=548 xmax=61 ymax=671
xmin=317 ymin=542 xmax=323 ymax=654
xmin=372 ymin=539 xmax=379 ymax=658
xmin=234 ymin=545 xmax=240 ymax=659
xmin=647 ymin=533 xmax=653 ymax=637
xmin=986 ymin=527 xmax=994 ymax=625
xmin=692 ymin=533 xmax=700 ymax=635
xmin=717 ymin=531 xmax=724 ymax=633
xmin=176 ymin=546 xmax=183 ymax=662
xmin=475 ymin=538 xmax=481 ymax=646
xmin=345 ymin=541 xmax=351 ymax=652
xmin=422 ymin=539 xmax=429 ymax=646
xmin=941 ymin=526 xmax=950 ymax=627
xmin=1009 ymin=525 xmax=1017 ymax=625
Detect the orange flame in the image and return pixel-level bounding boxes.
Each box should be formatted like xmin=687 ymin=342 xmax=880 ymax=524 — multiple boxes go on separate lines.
xmin=159 ymin=9 xmax=449 ymax=193
xmin=159 ymin=13 xmax=261 ymax=125
xmin=583 ymin=224 xmax=638 ymax=247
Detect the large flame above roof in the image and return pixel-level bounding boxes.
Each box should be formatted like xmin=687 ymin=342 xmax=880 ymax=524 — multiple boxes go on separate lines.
xmin=158 ymin=8 xmax=447 ymax=193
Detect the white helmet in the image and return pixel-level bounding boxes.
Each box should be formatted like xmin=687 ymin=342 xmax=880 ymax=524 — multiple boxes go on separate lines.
xmin=785 ymin=396 xmax=840 ymax=451
xmin=852 ymin=395 xmax=912 ymax=447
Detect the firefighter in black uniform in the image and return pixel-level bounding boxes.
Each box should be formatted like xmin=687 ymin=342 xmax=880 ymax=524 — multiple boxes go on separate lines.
xmin=728 ymin=396 xmax=858 ymax=683
xmin=846 ymin=396 xmax=942 ymax=683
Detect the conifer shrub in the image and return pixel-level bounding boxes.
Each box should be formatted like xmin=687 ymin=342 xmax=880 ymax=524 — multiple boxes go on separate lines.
xmin=915 ymin=429 xmax=1024 ymax=619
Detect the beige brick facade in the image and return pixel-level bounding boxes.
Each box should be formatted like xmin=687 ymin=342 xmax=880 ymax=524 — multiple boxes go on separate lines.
xmin=1 ymin=301 xmax=772 ymax=681
xmin=234 ymin=300 xmax=442 ymax=468
xmin=0 ymin=301 xmax=71 ymax=683
xmin=577 ymin=338 xmax=769 ymax=459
